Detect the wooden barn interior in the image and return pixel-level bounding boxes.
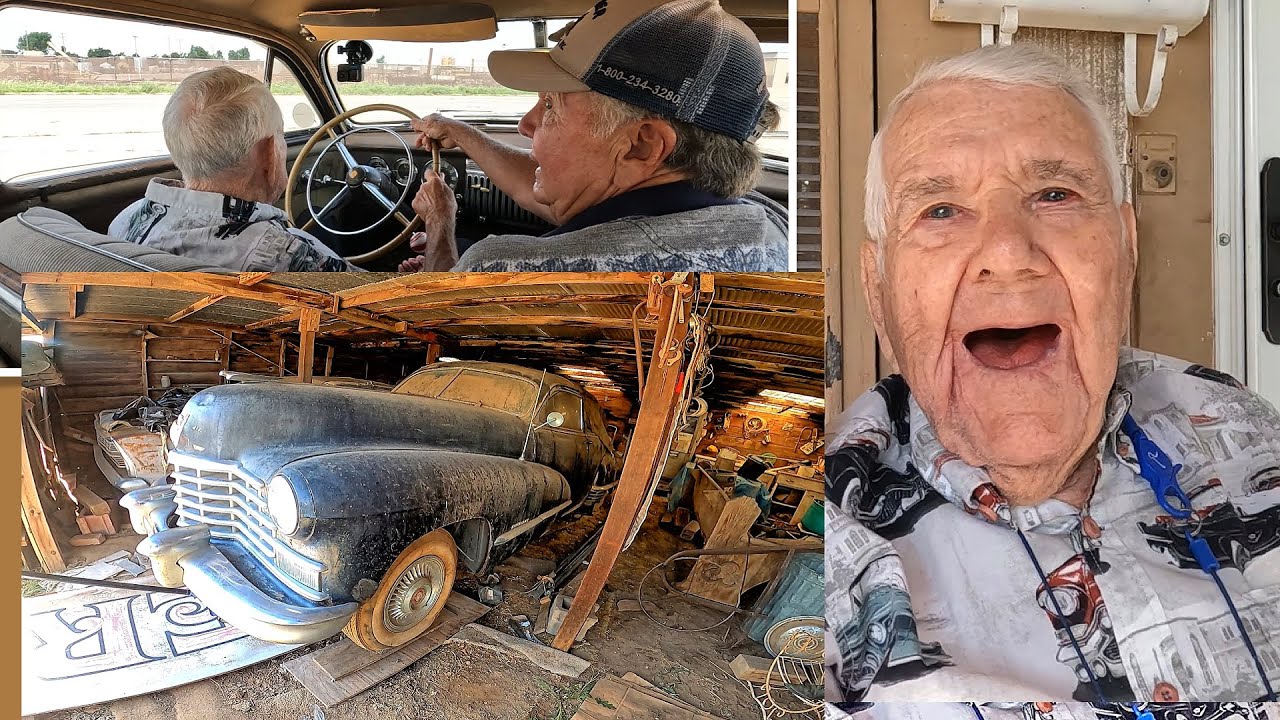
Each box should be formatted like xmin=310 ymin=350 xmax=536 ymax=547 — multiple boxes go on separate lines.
xmin=19 ymin=271 xmax=825 ymax=718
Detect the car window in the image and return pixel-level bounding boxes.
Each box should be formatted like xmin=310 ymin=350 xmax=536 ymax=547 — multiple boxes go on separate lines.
xmin=321 ymin=22 xmax=790 ymax=162
xmin=437 ymin=369 xmax=537 ymax=416
xmin=270 ymin=57 xmax=319 ymax=133
xmin=543 ymin=390 xmax=583 ymax=431
xmin=393 ymin=367 xmax=459 ymax=396
xmin=0 ymin=6 xmax=316 ymax=182
xmin=322 ymin=20 xmax=569 ymax=126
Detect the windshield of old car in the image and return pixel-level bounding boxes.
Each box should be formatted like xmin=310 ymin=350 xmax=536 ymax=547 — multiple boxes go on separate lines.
xmin=323 ymin=20 xmax=791 ymax=161
xmin=395 ymin=367 xmax=538 ymax=416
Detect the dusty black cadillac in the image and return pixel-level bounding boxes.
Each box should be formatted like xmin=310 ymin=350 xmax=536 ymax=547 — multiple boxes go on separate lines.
xmin=121 ymin=361 xmax=619 ymax=650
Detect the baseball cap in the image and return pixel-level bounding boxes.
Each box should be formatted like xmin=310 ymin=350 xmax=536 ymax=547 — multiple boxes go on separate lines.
xmin=487 ymin=0 xmax=770 ymax=143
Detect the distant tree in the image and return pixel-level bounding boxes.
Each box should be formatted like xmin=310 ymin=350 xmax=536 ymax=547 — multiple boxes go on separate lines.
xmin=87 ymin=47 xmax=115 ymax=58
xmin=228 ymin=47 xmax=250 ymax=61
xmin=187 ymin=45 xmax=212 ymax=59
xmin=17 ymin=31 xmax=52 ymax=52
xmin=215 ymin=50 xmax=224 ymax=59
xmin=376 ymin=55 xmax=385 ymax=64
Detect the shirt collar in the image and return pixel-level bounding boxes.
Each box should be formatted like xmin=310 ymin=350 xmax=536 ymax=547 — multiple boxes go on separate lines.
xmin=543 ymin=180 xmax=740 ymax=237
xmin=144 ymin=178 xmax=286 ymax=223
xmin=906 ymin=382 xmax=1135 ymax=534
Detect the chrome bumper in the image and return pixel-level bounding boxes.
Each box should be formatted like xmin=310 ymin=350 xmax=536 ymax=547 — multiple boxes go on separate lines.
xmin=123 ymin=490 xmax=357 ymax=645
xmin=94 ymin=444 xmax=148 ymax=493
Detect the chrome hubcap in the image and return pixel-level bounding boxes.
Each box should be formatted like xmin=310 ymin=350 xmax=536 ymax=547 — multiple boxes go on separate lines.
xmin=383 ymin=556 xmax=446 ymax=633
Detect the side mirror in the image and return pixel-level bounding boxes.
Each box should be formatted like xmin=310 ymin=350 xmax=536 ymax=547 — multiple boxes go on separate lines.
xmin=545 ymin=411 xmax=565 ymax=428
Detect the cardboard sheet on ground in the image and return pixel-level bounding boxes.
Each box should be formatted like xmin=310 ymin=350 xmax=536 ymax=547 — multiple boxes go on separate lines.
xmin=21 ymin=580 xmax=301 ymax=715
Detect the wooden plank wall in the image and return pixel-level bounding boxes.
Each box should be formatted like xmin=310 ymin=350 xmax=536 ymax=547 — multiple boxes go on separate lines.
xmin=698 ymin=405 xmax=823 ymax=465
xmin=144 ymin=326 xmax=229 ymax=397
xmin=796 ymin=12 xmax=821 ymax=271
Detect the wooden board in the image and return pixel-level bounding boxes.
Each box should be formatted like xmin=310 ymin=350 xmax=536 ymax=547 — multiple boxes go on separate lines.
xmin=282 ymin=592 xmax=489 ymax=707
xmin=683 ymin=496 xmax=760 ymax=604
xmin=571 ymin=674 xmax=726 ymax=720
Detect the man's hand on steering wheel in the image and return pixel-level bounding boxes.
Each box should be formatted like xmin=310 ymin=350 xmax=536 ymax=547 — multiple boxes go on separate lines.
xmin=410 ymin=114 xmax=475 ymax=152
xmin=397 ymin=171 xmax=460 ymax=272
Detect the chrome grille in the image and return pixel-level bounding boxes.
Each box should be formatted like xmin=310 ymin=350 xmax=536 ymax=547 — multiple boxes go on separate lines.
xmin=169 ymin=453 xmax=327 ymax=601
xmin=95 ymin=414 xmax=127 ymax=471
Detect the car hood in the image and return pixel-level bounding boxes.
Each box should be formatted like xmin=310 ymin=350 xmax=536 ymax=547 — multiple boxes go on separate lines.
xmin=171 ymin=383 xmax=533 ymax=474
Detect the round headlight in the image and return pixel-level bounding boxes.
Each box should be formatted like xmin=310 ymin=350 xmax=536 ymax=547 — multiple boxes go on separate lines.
xmin=266 ymin=475 xmax=300 ymax=535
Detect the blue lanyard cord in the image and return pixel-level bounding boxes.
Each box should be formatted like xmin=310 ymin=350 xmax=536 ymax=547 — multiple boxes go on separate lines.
xmin=1129 ymin=703 xmax=1156 ymax=720
xmin=1193 ymin=529 xmax=1278 ymax=700
xmin=971 ymin=704 xmax=985 ymax=720
xmin=1124 ymin=413 xmax=1277 ymax=701
xmin=1015 ymin=528 xmax=1110 ymax=704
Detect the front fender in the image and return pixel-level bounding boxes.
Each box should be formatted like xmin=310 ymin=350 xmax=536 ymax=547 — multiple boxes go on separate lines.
xmin=274 ymin=449 xmax=572 ymax=602
xmin=279 ymin=448 xmax=571 ymax=524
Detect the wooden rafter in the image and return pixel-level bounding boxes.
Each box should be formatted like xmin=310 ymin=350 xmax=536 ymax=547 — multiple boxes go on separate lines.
xmin=23 ymin=273 xmax=333 ymax=310
xmin=552 ymin=277 xmax=693 ymax=650
xmin=348 ymin=292 xmax=643 ymax=316
xmin=335 ymin=272 xmax=658 ymax=308
xmin=245 ymin=309 xmax=302 ymax=332
xmin=239 ymin=272 xmax=272 ymax=286
xmin=166 ymin=294 xmax=227 ymax=323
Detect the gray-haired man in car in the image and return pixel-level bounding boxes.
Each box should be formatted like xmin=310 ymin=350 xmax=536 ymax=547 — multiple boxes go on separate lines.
xmin=401 ymin=0 xmax=788 ymax=272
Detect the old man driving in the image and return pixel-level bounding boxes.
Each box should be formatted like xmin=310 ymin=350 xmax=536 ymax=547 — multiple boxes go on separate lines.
xmin=398 ymin=0 xmax=787 ymax=272
xmin=824 ymin=44 xmax=1280 ymax=714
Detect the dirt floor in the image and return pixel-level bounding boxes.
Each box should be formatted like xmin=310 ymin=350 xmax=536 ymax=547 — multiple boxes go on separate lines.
xmin=34 ymin=502 xmax=793 ymax=720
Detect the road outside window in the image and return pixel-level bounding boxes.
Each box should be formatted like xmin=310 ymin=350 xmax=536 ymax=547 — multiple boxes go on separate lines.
xmin=0 ymin=7 xmax=316 ymax=182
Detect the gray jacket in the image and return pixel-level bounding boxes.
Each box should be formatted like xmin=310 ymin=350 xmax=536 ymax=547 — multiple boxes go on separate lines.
xmin=453 ymin=193 xmax=789 ymax=271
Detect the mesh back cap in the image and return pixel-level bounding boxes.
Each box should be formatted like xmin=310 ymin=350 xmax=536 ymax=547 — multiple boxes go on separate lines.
xmin=487 ymin=0 xmax=769 ymax=142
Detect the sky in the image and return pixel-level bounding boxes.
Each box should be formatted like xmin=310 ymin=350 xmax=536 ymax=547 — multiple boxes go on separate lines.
xmin=1 ymin=7 xmax=785 ymax=69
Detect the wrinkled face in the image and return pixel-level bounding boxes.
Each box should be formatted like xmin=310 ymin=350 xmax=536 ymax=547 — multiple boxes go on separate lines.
xmin=865 ymin=81 xmax=1136 ymax=504
xmin=518 ymin=91 xmax=620 ymax=223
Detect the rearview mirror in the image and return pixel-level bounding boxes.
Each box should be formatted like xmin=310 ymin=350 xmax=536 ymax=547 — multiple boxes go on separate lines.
xmin=545 ymin=411 xmax=565 ymax=428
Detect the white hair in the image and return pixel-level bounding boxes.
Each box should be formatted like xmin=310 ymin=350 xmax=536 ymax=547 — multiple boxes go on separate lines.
xmin=163 ymin=67 xmax=283 ymax=182
xmin=583 ymin=92 xmax=780 ymax=199
xmin=864 ymin=44 xmax=1123 ymax=251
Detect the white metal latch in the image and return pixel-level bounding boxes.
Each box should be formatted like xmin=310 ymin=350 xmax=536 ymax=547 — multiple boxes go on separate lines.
xmin=939 ymin=0 xmax=1207 ymax=117
xmin=1125 ymin=23 xmax=1179 ymax=117
xmin=980 ymin=5 xmax=1020 ymax=47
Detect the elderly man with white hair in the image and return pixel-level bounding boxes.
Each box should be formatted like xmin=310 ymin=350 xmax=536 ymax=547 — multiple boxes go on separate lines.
xmin=109 ymin=67 xmax=359 ymax=272
xmin=398 ymin=0 xmax=787 ymax=272
xmin=824 ymin=44 xmax=1280 ymax=715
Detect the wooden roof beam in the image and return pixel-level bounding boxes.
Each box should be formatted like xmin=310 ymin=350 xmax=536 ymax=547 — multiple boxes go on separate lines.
xmin=336 ymin=272 xmax=660 ymax=308
xmin=22 ymin=273 xmax=332 ymax=310
xmin=166 ymin=294 xmax=227 ymax=323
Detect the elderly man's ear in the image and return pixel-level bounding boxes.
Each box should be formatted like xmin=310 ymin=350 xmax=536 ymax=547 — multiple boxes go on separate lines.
xmin=859 ymin=239 xmax=896 ymax=369
xmin=253 ymin=134 xmax=289 ymax=204
xmin=615 ymin=120 xmax=680 ymax=184
xmin=1122 ymin=200 xmax=1138 ymax=270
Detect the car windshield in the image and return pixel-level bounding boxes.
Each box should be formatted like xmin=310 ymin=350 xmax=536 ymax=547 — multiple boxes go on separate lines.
xmin=394 ymin=367 xmax=538 ymax=416
xmin=324 ymin=19 xmax=791 ymax=161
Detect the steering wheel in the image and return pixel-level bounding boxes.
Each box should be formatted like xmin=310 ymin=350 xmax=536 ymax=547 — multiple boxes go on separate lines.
xmin=285 ymin=104 xmax=441 ymax=264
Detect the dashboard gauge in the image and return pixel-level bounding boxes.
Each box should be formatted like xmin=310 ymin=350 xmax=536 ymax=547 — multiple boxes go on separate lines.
xmin=368 ymin=156 xmax=388 ymax=173
xmin=424 ymin=159 xmax=460 ymax=191
xmin=393 ymin=158 xmax=415 ymax=186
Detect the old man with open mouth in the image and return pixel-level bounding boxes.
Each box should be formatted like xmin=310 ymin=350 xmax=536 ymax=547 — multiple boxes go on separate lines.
xmin=824 ymin=44 xmax=1280 ymax=714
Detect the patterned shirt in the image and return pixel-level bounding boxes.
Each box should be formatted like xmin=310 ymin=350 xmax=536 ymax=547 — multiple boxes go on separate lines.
xmin=834 ymin=702 xmax=1279 ymax=720
xmin=108 ymin=179 xmax=360 ymax=272
xmin=452 ymin=190 xmax=788 ymax=271
xmin=825 ymin=348 xmax=1280 ymax=708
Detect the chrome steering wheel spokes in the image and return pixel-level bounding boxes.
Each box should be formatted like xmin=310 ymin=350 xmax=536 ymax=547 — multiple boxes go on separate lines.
xmin=305 ymin=125 xmax=416 ymax=237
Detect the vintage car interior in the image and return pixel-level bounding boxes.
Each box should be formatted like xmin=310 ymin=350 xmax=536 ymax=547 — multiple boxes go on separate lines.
xmin=0 ymin=0 xmax=789 ymax=271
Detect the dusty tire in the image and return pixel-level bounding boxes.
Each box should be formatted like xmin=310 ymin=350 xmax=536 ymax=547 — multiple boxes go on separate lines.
xmin=343 ymin=528 xmax=458 ymax=651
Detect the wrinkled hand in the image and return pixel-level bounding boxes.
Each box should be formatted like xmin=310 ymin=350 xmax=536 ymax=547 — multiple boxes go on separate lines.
xmin=410 ymin=113 xmax=472 ymax=151
xmin=398 ymin=252 xmax=428 ymax=272
xmin=412 ymin=170 xmax=457 ymax=226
